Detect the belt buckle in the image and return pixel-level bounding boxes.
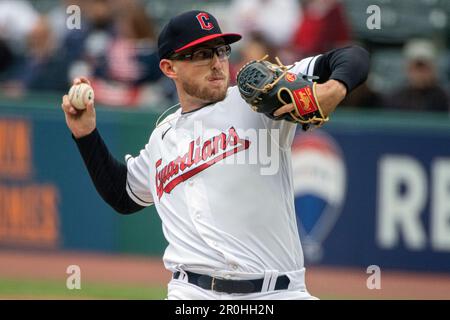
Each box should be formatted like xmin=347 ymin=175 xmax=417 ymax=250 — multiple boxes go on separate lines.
xmin=210 ymin=277 xmax=216 ymax=291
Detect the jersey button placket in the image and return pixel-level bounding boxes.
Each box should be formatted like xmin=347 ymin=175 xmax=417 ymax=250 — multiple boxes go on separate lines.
xmin=188 ymin=181 xmax=201 ymax=219
xmin=185 ymin=177 xmax=219 ymax=253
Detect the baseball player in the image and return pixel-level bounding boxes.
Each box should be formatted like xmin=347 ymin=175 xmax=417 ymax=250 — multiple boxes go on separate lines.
xmin=61 ymin=10 xmax=369 ymax=300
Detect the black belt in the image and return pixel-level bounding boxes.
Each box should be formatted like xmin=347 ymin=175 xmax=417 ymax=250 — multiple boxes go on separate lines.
xmin=173 ymin=271 xmax=290 ymax=294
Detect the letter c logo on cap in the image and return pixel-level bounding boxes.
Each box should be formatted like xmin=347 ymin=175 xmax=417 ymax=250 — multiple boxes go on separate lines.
xmin=196 ymin=13 xmax=214 ymax=31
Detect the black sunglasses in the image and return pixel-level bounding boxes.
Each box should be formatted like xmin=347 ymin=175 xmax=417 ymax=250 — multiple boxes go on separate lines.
xmin=170 ymin=44 xmax=231 ymax=65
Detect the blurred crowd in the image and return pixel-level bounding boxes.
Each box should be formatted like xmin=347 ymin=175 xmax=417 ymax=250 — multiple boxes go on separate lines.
xmin=0 ymin=0 xmax=170 ymax=108
xmin=0 ymin=0 xmax=449 ymax=113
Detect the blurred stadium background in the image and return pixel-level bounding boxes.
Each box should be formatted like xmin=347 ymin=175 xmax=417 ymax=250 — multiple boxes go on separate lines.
xmin=1 ymin=0 xmax=450 ymax=299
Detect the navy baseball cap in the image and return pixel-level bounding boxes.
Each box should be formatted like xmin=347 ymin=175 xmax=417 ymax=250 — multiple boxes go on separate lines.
xmin=158 ymin=10 xmax=242 ymax=60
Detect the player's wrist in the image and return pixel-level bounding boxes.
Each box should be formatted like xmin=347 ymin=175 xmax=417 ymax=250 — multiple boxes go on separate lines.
xmin=72 ymin=127 xmax=96 ymax=140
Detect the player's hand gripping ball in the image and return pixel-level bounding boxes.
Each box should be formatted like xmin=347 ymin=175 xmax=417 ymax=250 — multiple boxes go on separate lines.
xmin=236 ymin=55 xmax=328 ymax=131
xmin=68 ymin=83 xmax=94 ymax=110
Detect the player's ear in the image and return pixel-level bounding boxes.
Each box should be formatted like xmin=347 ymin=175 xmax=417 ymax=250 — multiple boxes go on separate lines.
xmin=160 ymin=59 xmax=178 ymax=79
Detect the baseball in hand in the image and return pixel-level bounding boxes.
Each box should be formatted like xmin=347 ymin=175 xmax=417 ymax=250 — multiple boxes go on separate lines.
xmin=68 ymin=83 xmax=94 ymax=110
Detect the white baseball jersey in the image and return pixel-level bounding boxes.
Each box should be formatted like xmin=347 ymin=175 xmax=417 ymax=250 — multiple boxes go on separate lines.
xmin=125 ymin=56 xmax=319 ymax=287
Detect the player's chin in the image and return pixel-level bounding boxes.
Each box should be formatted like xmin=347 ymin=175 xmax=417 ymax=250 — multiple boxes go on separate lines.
xmin=208 ymin=87 xmax=227 ymax=101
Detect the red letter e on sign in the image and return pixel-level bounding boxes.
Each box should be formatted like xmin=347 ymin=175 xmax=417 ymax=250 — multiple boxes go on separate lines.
xmin=196 ymin=13 xmax=213 ymax=30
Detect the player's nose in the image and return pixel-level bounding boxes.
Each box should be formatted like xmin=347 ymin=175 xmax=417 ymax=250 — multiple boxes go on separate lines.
xmin=210 ymin=53 xmax=223 ymax=70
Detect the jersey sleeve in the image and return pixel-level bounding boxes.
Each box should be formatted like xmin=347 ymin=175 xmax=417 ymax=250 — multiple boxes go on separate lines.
xmin=125 ymin=144 xmax=154 ymax=207
xmin=290 ymin=54 xmax=321 ymax=77
xmin=309 ymin=46 xmax=370 ymax=93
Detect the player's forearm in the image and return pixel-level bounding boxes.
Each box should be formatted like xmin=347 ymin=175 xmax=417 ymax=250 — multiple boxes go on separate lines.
xmin=73 ymin=129 xmax=144 ymax=215
xmin=316 ymin=80 xmax=347 ymax=117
